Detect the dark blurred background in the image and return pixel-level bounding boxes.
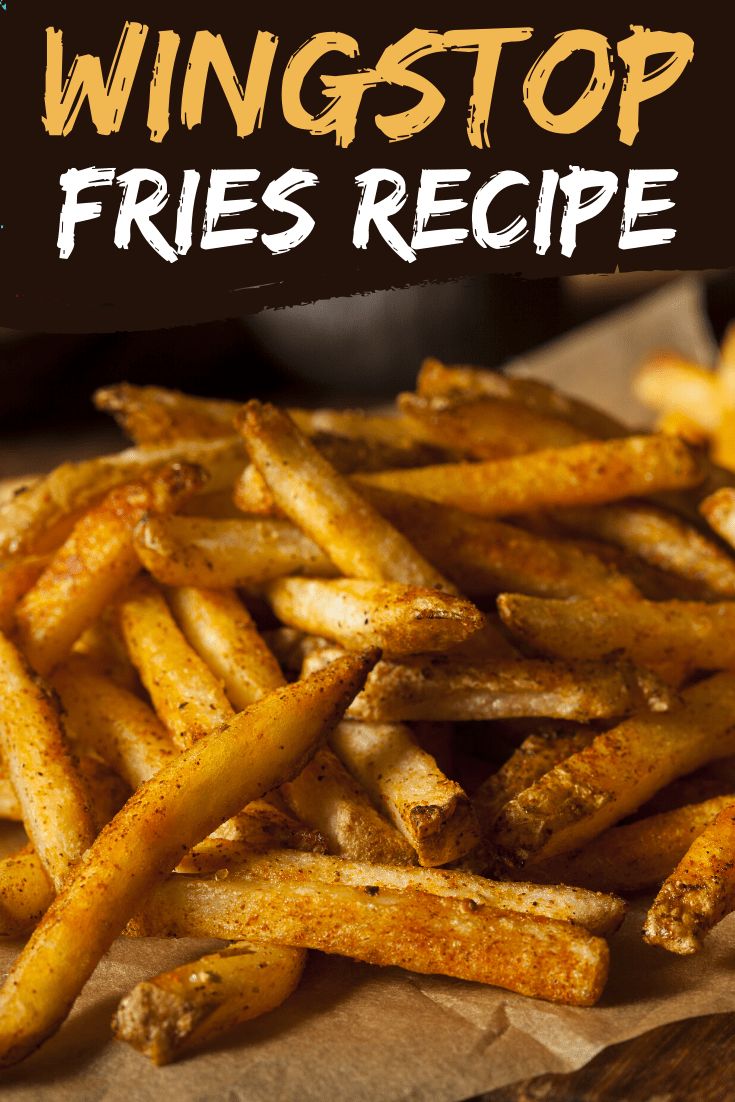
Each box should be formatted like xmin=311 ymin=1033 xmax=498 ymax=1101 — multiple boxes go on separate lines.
xmin=2 ymin=270 xmax=734 ymax=476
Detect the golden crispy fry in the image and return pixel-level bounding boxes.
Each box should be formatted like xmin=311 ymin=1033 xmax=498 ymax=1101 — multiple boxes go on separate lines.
xmin=534 ymin=794 xmax=735 ymax=895
xmin=355 ymin=435 xmax=704 ymax=517
xmin=472 ymin=727 xmax=596 ymax=839
xmin=498 ymin=593 xmax=735 ymax=684
xmin=136 ymin=514 xmax=336 ymax=588
xmin=644 ymin=801 xmax=735 ymax=954
xmin=0 ymin=438 xmax=245 ymax=558
xmin=187 ymin=799 xmax=326 ymax=858
xmin=0 ymin=555 xmax=49 ymax=633
xmin=95 ymin=383 xmax=241 ymax=443
xmin=131 ymin=869 xmax=609 ymax=1007
xmin=416 ymin=358 xmax=626 ymax=440
xmin=169 ymin=586 xmax=284 ymax=710
xmin=633 ymin=353 xmax=722 ymax=432
xmin=0 ymin=650 xmax=375 ymax=1067
xmin=330 ymin=720 xmax=479 ymax=866
xmin=398 ymin=392 xmax=588 ymax=459
xmin=236 ymin=401 xmax=454 ymax=590
xmin=491 ymin=673 xmax=735 ymax=866
xmin=552 ymin=501 xmax=735 ymax=599
xmin=118 ymin=578 xmax=233 ymax=746
xmin=303 ymin=648 xmax=673 ymax=724
xmin=51 ymin=655 xmax=176 ymax=787
xmin=266 ymin=577 xmax=484 ymax=657
xmin=16 ymin=464 xmax=205 ymax=676
xmin=281 ymin=747 xmax=415 ymax=865
xmin=0 ymin=630 xmax=95 ymax=888
xmin=112 ymin=941 xmax=307 ymax=1065
xmin=176 ymin=846 xmax=625 ymax=935
xmin=701 ymin=487 xmax=735 ymax=551
xmin=0 ymin=847 xmax=53 ymax=936
xmin=359 ymin=486 xmax=638 ymax=599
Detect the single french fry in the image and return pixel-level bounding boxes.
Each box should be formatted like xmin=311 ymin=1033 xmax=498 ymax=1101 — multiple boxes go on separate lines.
xmin=0 ymin=631 xmax=95 ymax=888
xmin=0 ymin=554 xmax=49 ymax=633
xmin=51 ymin=655 xmax=177 ymax=788
xmin=130 ymin=868 xmax=609 ymax=1007
xmin=633 ymin=353 xmax=722 ymax=432
xmin=112 ymin=941 xmax=307 ymax=1065
xmin=644 ymin=801 xmax=735 ymax=954
xmin=416 ymin=358 xmax=627 ymax=440
xmin=135 ymin=514 xmax=336 ymax=588
xmin=187 ymin=800 xmax=326 ymax=858
xmin=303 ymin=648 xmax=673 ymax=723
xmin=235 ymin=401 xmax=454 ymax=590
xmin=0 ymin=438 xmax=245 ymax=558
xmin=94 ymin=383 xmax=242 ymax=443
xmin=354 ymin=436 xmax=705 ymax=517
xmin=266 ymin=577 xmax=484 ymax=657
xmin=491 ymin=672 xmax=735 ymax=866
xmin=533 ymin=795 xmax=735 ymax=895
xmin=16 ymin=464 xmax=206 ymax=676
xmin=0 ymin=847 xmax=53 ymax=936
xmin=359 ymin=486 xmax=638 ymax=600
xmin=0 ymin=650 xmax=375 ymax=1067
xmin=552 ymin=501 xmax=735 ymax=599
xmin=118 ymin=577 xmax=233 ymax=746
xmin=169 ymin=586 xmax=285 ymax=710
xmin=498 ymin=593 xmax=735 ymax=684
xmin=280 ymin=747 xmax=415 ymax=865
xmin=330 ymin=720 xmax=479 ymax=866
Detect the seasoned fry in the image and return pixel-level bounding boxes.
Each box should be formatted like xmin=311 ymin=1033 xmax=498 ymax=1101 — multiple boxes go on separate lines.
xmin=95 ymin=383 xmax=242 ymax=443
xmin=169 ymin=586 xmax=284 ymax=710
xmin=266 ymin=577 xmax=484 ymax=656
xmin=136 ymin=514 xmax=336 ymax=588
xmin=552 ymin=501 xmax=735 ymax=599
xmin=0 ymin=773 xmax=21 ymax=819
xmin=533 ymin=795 xmax=735 ymax=894
xmin=330 ymin=720 xmax=479 ymax=866
xmin=280 ymin=747 xmax=415 ymax=865
xmin=498 ymin=593 xmax=735 ymax=684
xmin=288 ymin=407 xmax=420 ymax=448
xmin=303 ymin=648 xmax=673 ymax=723
xmin=118 ymin=577 xmax=233 ymax=746
xmin=0 ymin=847 xmax=53 ymax=936
xmin=112 ymin=941 xmax=307 ymax=1065
xmin=0 ymin=650 xmax=375 ymax=1067
xmin=355 ymin=436 xmax=704 ymax=517
xmin=188 ymin=800 xmax=326 ymax=857
xmin=16 ymin=464 xmax=206 ymax=676
xmin=644 ymin=801 xmax=735 ymax=954
xmin=236 ymin=401 xmax=454 ymax=590
xmin=131 ymin=869 xmax=609 ymax=1007
xmin=491 ymin=672 xmax=735 ymax=866
xmin=633 ymin=353 xmax=722 ymax=433
xmin=0 ymin=554 xmax=49 ymax=633
xmin=0 ymin=630 xmax=95 ymax=888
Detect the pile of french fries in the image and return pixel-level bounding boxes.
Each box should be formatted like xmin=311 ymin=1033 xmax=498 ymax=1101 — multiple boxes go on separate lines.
xmin=4 ymin=357 xmax=735 ymax=1069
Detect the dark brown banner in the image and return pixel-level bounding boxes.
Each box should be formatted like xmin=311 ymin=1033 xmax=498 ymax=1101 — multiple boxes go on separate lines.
xmin=0 ymin=1 xmax=731 ymax=331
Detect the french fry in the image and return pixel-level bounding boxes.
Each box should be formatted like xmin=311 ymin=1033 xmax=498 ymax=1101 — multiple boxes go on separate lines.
xmin=94 ymin=383 xmax=242 ymax=443
xmin=644 ymin=801 xmax=735 ymax=954
xmin=135 ymin=514 xmax=336 ymax=588
xmin=51 ymin=655 xmax=177 ymax=788
xmin=189 ymin=799 xmax=326 ymax=857
xmin=0 ymin=438 xmax=245 ymax=558
xmin=416 ymin=358 xmax=627 ymax=440
xmin=533 ymin=795 xmax=735 ymax=895
xmin=130 ymin=869 xmax=610 ymax=1007
xmin=16 ymin=463 xmax=206 ymax=676
xmin=498 ymin=593 xmax=735 ymax=684
xmin=118 ymin=577 xmax=233 ymax=746
xmin=0 ymin=630 xmax=95 ymax=888
xmin=354 ymin=435 xmax=705 ymax=517
xmin=0 ymin=847 xmax=53 ymax=936
xmin=266 ymin=577 xmax=485 ymax=656
xmin=633 ymin=353 xmax=722 ymax=433
xmin=235 ymin=401 xmax=454 ymax=591
xmin=0 ymin=650 xmax=375 ymax=1067
xmin=112 ymin=941 xmax=307 ymax=1065
xmin=288 ymin=407 xmax=421 ymax=449
xmin=491 ymin=672 xmax=735 ymax=866
xmin=330 ymin=720 xmax=479 ymax=866
xmin=169 ymin=586 xmax=285 ymax=710
xmin=701 ymin=487 xmax=735 ymax=550
xmin=359 ymin=486 xmax=639 ymax=599
xmin=303 ymin=648 xmax=673 ymax=723
xmin=552 ymin=501 xmax=735 ymax=599
xmin=0 ymin=554 xmax=49 ymax=633
xmin=280 ymin=747 xmax=416 ymax=865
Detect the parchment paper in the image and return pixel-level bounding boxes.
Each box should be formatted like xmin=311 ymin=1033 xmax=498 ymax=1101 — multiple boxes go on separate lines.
xmin=1 ymin=275 xmax=729 ymax=1101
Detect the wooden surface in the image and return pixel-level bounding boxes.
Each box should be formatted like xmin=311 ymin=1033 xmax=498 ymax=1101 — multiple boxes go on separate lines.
xmin=478 ymin=1013 xmax=735 ymax=1101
